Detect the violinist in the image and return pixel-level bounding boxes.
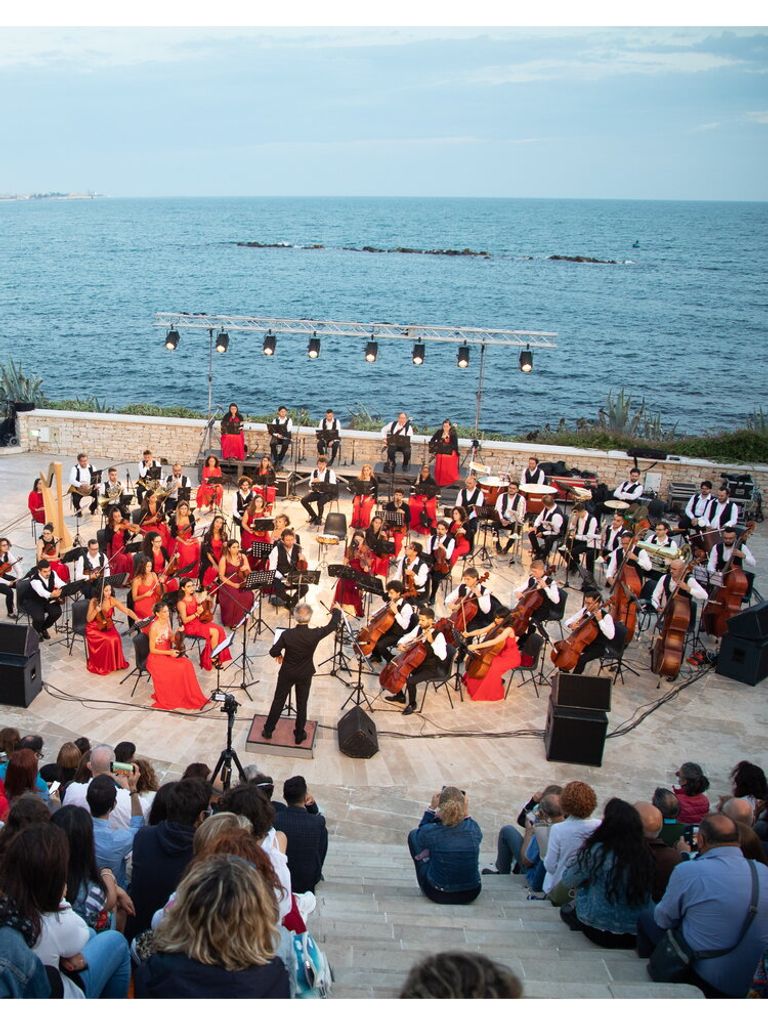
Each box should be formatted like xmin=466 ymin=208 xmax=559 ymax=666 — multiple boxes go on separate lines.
xmin=176 ymin=578 xmax=232 ymax=672
xmin=385 ymin=606 xmax=449 ymax=715
xmin=138 ymin=491 xmax=172 ymax=551
xmin=104 ymin=506 xmax=138 ymax=578
xmin=399 ymin=542 xmax=430 ymax=601
xmin=462 ymin=607 xmax=521 ymax=702
xmin=427 ymin=520 xmax=455 ymax=602
xmin=515 ymin=559 xmax=561 ymax=642
xmin=562 ymin=591 xmax=616 ymax=674
xmin=600 ymin=514 xmax=629 ymax=560
xmin=196 ymin=455 xmax=224 ymax=513
xmin=613 ymin=468 xmax=644 ymax=503
xmin=74 ymin=539 xmax=109 ymax=599
xmin=300 ymin=456 xmax=338 ymax=526
xmin=364 ymin=515 xmax=395 ymax=581
xmin=270 ymin=513 xmax=293 ymax=546
xmin=135 ymin=450 xmax=162 ymax=506
xmin=146 ymin=602 xmax=208 ymax=711
xmin=706 ymin=527 xmax=756 ymax=574
xmin=240 ymin=493 xmax=270 ymax=553
xmin=349 ymin=464 xmax=379 ymax=530
xmin=220 ymin=403 xmax=246 ymax=461
xmin=142 ymin=532 xmax=179 ymax=595
xmin=217 ymin=539 xmax=255 ymax=627
xmin=0 ymin=537 xmax=19 ymax=616
xmin=563 ymin=505 xmax=600 ymax=580
xmin=164 ymin=463 xmax=192 ymax=516
xmin=528 ymin=494 xmax=563 ymax=560
xmin=130 ymin=556 xmax=162 ymax=623
xmin=68 ymin=452 xmax=99 ymax=516
xmin=252 ymin=456 xmax=277 ymax=512
xmin=520 ymin=457 xmax=546 ymax=488
xmin=316 ymin=409 xmax=341 ymax=466
xmin=269 ymin=406 xmax=293 ymax=469
xmin=23 ymin=560 xmax=65 ymax=639
xmin=381 ymin=412 xmax=413 ymax=473
xmin=267 ymin=528 xmax=308 ymax=608
xmin=605 ymin=533 xmax=652 ymax=586
xmin=332 ymin=530 xmax=369 ymax=617
xmin=99 ymin=467 xmax=130 ymax=515
xmin=28 ymin=477 xmax=46 ymax=525
xmin=85 ymin=583 xmax=138 ymax=675
xmin=36 ymin=523 xmax=70 ymax=582
xmin=383 ymin=489 xmax=410 ymax=556
xmin=494 ymin=481 xmax=527 ymax=558
xmin=409 ymin=465 xmax=439 ymax=536
xmin=199 ymin=515 xmax=228 ymax=589
xmin=429 ymin=419 xmax=459 ymax=487
xmin=651 ymin=560 xmax=707 ymax=616
xmin=368 ymin=581 xmax=416 ymax=664
xmin=702 ymin=487 xmax=739 ymax=531
xmin=448 ymin=506 xmax=472 ymax=562
xmin=446 ymin=567 xmax=495 ymax=632
xmin=169 ymin=500 xmax=200 ymax=580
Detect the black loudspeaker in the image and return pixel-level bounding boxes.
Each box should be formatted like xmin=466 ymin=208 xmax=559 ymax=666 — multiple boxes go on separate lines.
xmin=726 ymin=601 xmax=768 ymax=642
xmin=717 ymin=635 xmax=768 ymax=687
xmin=544 ymin=700 xmax=608 ymax=767
xmin=0 ymin=622 xmax=39 ymax=657
xmin=626 ymin=447 xmax=669 ymax=461
xmin=0 ymin=650 xmax=43 ymax=707
xmin=337 ymin=707 xmax=379 ymax=759
xmin=551 ymin=672 xmax=611 ymax=712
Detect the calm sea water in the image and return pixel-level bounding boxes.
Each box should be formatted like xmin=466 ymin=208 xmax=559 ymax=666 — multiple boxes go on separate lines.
xmin=0 ymin=197 xmax=765 ymax=435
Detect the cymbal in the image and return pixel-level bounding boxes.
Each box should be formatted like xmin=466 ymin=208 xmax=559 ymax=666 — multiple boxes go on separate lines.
xmin=520 ymin=483 xmax=558 ymax=495
xmin=571 ymin=486 xmax=593 ymax=500
xmin=605 ymin=499 xmax=630 ymax=510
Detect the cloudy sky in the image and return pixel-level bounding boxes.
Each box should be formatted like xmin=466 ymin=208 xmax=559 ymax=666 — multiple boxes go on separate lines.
xmin=1 ymin=21 xmax=766 ymax=199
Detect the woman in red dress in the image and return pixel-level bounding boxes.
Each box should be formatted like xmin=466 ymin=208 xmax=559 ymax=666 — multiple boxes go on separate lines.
xmin=240 ymin=494 xmax=269 ymax=553
xmin=104 ymin=506 xmax=139 ymax=578
xmin=350 ymin=464 xmax=378 ymax=529
xmin=430 ymin=420 xmax=460 ymax=487
xmin=138 ymin=492 xmax=172 ymax=552
xmin=409 ymin=466 xmax=439 ymax=536
xmin=169 ymin=501 xmax=200 ymax=580
xmin=196 ymin=455 xmax=224 ymax=512
xmin=217 ymin=540 xmax=255 ymax=628
xmin=142 ymin=532 xmax=180 ymax=595
xmin=85 ymin=583 xmax=138 ymax=675
xmin=199 ymin=515 xmax=228 ymax=589
xmin=448 ymin=507 xmax=472 ymax=565
xmin=462 ymin=609 xmax=521 ymax=701
xmin=364 ymin=516 xmax=394 ymax=584
xmin=332 ymin=531 xmax=369 ymax=617
xmin=220 ymin=404 xmax=246 ymax=461
xmin=36 ymin=524 xmax=70 ymax=582
xmin=131 ymin=557 xmax=162 ymax=623
xmin=146 ymin=602 xmax=208 ymax=710
xmin=28 ymin=478 xmax=46 ymax=525
xmin=176 ymin=579 xmax=233 ymax=672
xmin=252 ymin=456 xmax=276 ymax=512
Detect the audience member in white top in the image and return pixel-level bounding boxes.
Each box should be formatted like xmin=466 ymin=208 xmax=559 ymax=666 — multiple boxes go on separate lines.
xmin=542 ymin=781 xmax=601 ymax=893
xmin=62 ymin=744 xmax=137 ymax=829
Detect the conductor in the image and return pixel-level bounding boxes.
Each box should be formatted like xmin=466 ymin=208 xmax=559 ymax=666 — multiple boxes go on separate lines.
xmin=262 ymin=603 xmax=342 ymax=745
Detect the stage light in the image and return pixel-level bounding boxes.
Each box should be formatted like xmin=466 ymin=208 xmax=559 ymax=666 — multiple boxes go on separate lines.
xmin=519 ymin=346 xmax=533 ymax=373
xmin=263 ymin=333 xmax=276 ymax=356
xmin=412 ymin=340 xmax=425 ymax=366
xmin=308 ymin=335 xmax=321 ymax=359
xmin=215 ymin=331 xmax=230 ymax=353
xmin=365 ymin=339 xmax=378 ymax=363
xmin=457 ymin=345 xmax=470 ymax=369
xmin=164 ymin=328 xmax=179 ymax=351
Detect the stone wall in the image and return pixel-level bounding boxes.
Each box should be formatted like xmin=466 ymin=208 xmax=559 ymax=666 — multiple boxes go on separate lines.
xmin=16 ymin=408 xmax=768 ymax=497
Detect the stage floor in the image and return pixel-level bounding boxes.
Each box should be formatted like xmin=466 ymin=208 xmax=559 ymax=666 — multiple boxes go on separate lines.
xmin=1 ymin=448 xmax=766 ymax=844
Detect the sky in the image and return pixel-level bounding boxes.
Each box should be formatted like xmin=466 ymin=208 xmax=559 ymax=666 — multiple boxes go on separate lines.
xmin=1 ymin=14 xmax=767 ymax=200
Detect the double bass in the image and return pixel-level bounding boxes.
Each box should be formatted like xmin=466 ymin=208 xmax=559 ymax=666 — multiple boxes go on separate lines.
xmin=651 ymin=559 xmax=695 ymax=681
xmin=606 ymin=527 xmax=645 ymax=643
xmin=701 ymin=522 xmax=756 ymax=638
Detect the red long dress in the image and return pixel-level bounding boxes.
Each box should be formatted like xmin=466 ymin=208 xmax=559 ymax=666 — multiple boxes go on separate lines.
xmin=85 ymin=607 xmax=129 ymax=675
xmin=449 ymin=523 xmax=471 ymax=565
xmin=197 ymin=468 xmax=224 ymax=509
xmin=28 ymin=490 xmax=46 ymax=525
xmin=218 ymin=559 xmax=255 ymax=627
xmin=180 ymin=597 xmax=233 ymax=671
xmin=40 ymin=541 xmax=70 ymax=582
xmin=106 ymin=527 xmax=134 ymax=578
xmin=333 ymin=554 xmax=366 ymax=616
xmin=141 ymin=515 xmax=172 ymax=553
xmin=464 ymin=634 xmax=521 ymax=702
xmin=221 ymin=428 xmax=245 ymax=460
xmin=151 ymin=551 xmax=179 ymax=594
xmin=251 ymin=484 xmax=276 ymax=512
xmin=409 ymin=495 xmax=438 ymax=535
xmin=147 ymin=631 xmax=208 ymax=710
xmin=200 ymin=538 xmax=225 ymax=589
xmin=133 ymin=576 xmax=161 ymax=621
xmin=170 ymin=522 xmax=200 ymax=579
xmin=351 ymin=494 xmax=377 ymax=529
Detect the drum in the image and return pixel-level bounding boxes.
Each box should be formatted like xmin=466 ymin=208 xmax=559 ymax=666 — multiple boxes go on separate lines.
xmin=478 ymin=475 xmax=507 ymax=508
xmin=520 ymin=482 xmax=557 ymax=516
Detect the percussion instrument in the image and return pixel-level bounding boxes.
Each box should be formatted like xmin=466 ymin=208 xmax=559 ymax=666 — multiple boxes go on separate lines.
xmin=478 ymin=475 xmax=508 ymax=507
xmin=571 ymin=486 xmax=593 ymax=502
xmin=317 ymin=535 xmax=340 ymax=546
xmin=520 ymin=481 xmax=557 ymax=516
xmin=604 ymin=499 xmax=630 ymax=511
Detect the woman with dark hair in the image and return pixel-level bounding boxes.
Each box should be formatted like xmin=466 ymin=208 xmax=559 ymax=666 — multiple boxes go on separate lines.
xmin=196 ymin=455 xmax=224 ymax=512
xmin=147 ymin=781 xmax=176 ymax=827
xmin=728 ymin=761 xmax=768 ymax=816
xmin=429 ymin=419 xmax=460 ymax=487
xmin=147 ymin=602 xmax=208 ymax=711
xmin=560 ymin=798 xmax=654 ymax=948
xmin=40 ymin=741 xmax=81 ymax=786
xmin=448 ymin=506 xmax=472 ymax=564
xmin=673 ymin=761 xmax=710 ymax=824
xmin=50 ymin=806 xmax=117 ymax=932
xmin=1 ymin=823 xmax=131 ymax=997
xmin=199 ymin=514 xmax=228 ymax=589
xmin=409 ymin=465 xmax=439 ymax=536
xmin=0 ymin=750 xmax=42 ymax=820
xmin=85 ymin=582 xmax=138 ymax=675
xmin=36 ymin=523 xmax=70 ymax=582
xmin=220 ymin=404 xmax=246 ymax=461
xmin=27 ymin=476 xmax=46 ymax=525
xmin=252 ymin=455 xmax=277 ymax=511
xmin=131 ymin=555 xmax=162 ymax=622
xmin=103 ymin=505 xmax=136 ymax=578
xmin=0 ymin=726 xmax=20 ymax=760
xmin=0 ymin=794 xmax=50 ymax=859
xmin=169 ymin=500 xmax=200 ymax=580
xmin=407 ymin=788 xmax=482 ymax=905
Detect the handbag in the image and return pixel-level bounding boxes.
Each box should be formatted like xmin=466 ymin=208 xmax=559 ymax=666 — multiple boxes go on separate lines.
xmin=292 ymin=931 xmax=333 ymax=999
xmin=648 ymin=859 xmax=759 ymax=984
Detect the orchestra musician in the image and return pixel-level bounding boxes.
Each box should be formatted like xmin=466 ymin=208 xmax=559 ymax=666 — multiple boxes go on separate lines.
xmin=300 ymin=456 xmax=338 ymax=526
xmin=446 ymin=567 xmax=496 ymax=632
xmin=398 ymin=541 xmax=430 ymax=601
xmin=651 ymin=559 xmax=708 ymax=626
xmin=349 ymin=464 xmax=379 ymax=530
xmin=217 ymin=539 xmax=255 ymax=627
xmin=36 ymin=523 xmax=70 ymax=582
xmin=176 ymin=578 xmax=232 ymax=673
xmin=269 ymin=406 xmax=293 ymax=469
xmin=199 ymin=515 xmax=228 ymax=589
xmin=409 ymin=465 xmax=439 ymax=536
xmin=381 ymin=412 xmax=413 ymax=473
xmin=0 ymin=537 xmax=19 ymax=616
xmin=600 ymin=513 xmax=629 ymax=560
xmin=455 ymin=473 xmax=485 ymax=520
xmin=679 ymin=480 xmax=714 ymax=534
xmin=563 ymin=505 xmax=600 ymax=580
xmin=99 ymin=467 xmax=130 ymax=516
xmin=74 ymin=539 xmax=109 ymax=600
xmin=130 ymin=556 xmax=161 ymax=622
xmin=22 ymin=560 xmax=65 ymax=639
xmin=384 ymin=606 xmax=449 ymax=716
xmin=146 ymin=602 xmax=208 ymax=711
xmin=138 ymin=491 xmax=172 ymax=551
xmin=240 ymin=493 xmax=270 ymax=553
xmin=383 ymin=489 xmax=410 ymax=556
xmin=28 ymin=477 xmax=46 ymax=526
xmin=103 ymin=506 xmax=138 ymax=578
xmin=516 ymin=559 xmax=562 ymax=643
xmin=520 ymin=456 xmax=546 ymax=488
xmin=368 ymin=580 xmax=417 ymax=664
xmin=141 ymin=532 xmax=180 ymax=594
xmin=426 ymin=520 xmax=455 ymax=602
xmin=448 ymin=506 xmax=473 ymax=562
xmin=232 ymin=475 xmax=254 ymax=535
xmin=462 ymin=607 xmax=521 ymax=702
xmin=252 ymin=456 xmax=277 ymax=512
xmin=316 ymin=409 xmax=341 ymax=466
xmin=220 ymin=403 xmax=246 ymax=461
xmin=136 ymin=450 xmax=162 ymax=506
xmin=164 ymin=463 xmax=192 ymax=515
xmin=364 ymin=515 xmax=395 ymax=581
xmin=169 ymin=500 xmax=200 ymax=580
xmin=429 ymin=419 xmax=459 ymax=487
xmin=703 ymin=486 xmax=739 ymax=531
xmin=333 ymin=531 xmax=371 ymax=617
xmin=528 ymin=494 xmax=564 ymax=561
xmin=68 ymin=453 xmax=99 ymax=515
xmin=196 ymin=455 xmax=224 ymax=513
xmin=643 ymin=521 xmax=679 ymax=583
xmin=613 ymin=467 xmax=644 ymax=503
xmin=706 ymin=527 xmax=756 ymax=575
xmin=85 ymin=583 xmax=138 ymax=675
xmin=270 ymin=513 xmax=293 ymax=546
xmin=267 ymin=528 xmax=308 ymax=608
xmin=494 ymin=481 xmax=527 ymax=558
xmin=605 ymin=533 xmax=652 ymax=586
xmin=562 ymin=591 xmax=616 ymax=674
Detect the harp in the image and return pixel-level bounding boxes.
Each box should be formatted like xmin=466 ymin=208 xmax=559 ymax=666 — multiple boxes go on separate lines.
xmin=39 ymin=463 xmax=73 ymax=553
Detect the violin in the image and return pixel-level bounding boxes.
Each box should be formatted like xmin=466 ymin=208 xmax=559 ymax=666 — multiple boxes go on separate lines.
xmin=173 ymin=629 xmax=187 ymax=656
xmin=197 ymin=591 xmax=215 ymax=624
xmin=701 ymin=522 xmax=756 ymax=638
xmin=118 ymin=518 xmax=141 ymax=535
xmin=157 ymin=553 xmax=179 ymax=594
xmin=296 ymin=547 xmax=309 ymax=573
xmin=651 ymin=559 xmax=695 ymax=681
xmin=0 ymin=556 xmax=23 ymax=579
xmin=432 ymin=539 xmax=451 ymax=577
xmin=551 ymin=604 xmax=605 ymax=671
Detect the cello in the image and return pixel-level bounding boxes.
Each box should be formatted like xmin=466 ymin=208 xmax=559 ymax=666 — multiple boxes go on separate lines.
xmin=505 ymin=565 xmax=557 ymax=639
xmin=701 ymin=522 xmax=756 ymax=638
xmin=651 ymin=558 xmax=695 ymax=681
xmin=438 ymin=572 xmax=490 ymax=646
xmin=379 ymin=632 xmax=430 ymax=694
xmin=551 ymin=602 xmax=605 ymax=672
xmin=463 ymin=615 xmax=511 ymax=680
xmin=357 ymin=600 xmax=397 ymax=657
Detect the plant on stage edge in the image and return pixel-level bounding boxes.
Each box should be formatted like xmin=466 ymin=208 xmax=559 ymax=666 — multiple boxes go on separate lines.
xmin=0 ymin=360 xmax=44 ymax=415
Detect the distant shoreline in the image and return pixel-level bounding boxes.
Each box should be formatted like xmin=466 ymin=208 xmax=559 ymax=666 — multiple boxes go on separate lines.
xmin=0 ymin=192 xmax=102 ymax=202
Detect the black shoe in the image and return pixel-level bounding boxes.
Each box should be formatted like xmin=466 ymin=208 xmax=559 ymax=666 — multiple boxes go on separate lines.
xmin=40 ymin=629 xmax=51 ymax=640
xmin=261 ymin=728 xmax=273 ymax=740
xmin=495 ymin=542 xmax=503 ymax=554
xmin=294 ymin=731 xmax=307 ymax=745
xmin=369 ymin=654 xmax=382 ymax=664
xmin=385 ymin=692 xmax=406 ymax=704
xmin=402 ymin=704 xmax=417 ymax=716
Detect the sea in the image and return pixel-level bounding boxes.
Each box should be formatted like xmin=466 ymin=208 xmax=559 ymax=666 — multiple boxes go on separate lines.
xmin=1 ymin=196 xmax=765 ymax=436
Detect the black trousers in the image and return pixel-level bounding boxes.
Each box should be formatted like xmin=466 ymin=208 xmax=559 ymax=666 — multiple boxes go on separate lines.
xmin=574 ymin=638 xmax=608 ymax=674
xmin=23 ymin=596 xmax=62 ymax=635
xmin=405 ymin=658 xmax=447 ymax=705
xmin=373 ymin=625 xmax=405 ymax=662
xmin=566 ymin=540 xmax=596 ymax=576
xmin=316 ymin=438 xmax=340 ymax=464
xmin=385 ymin=444 xmax=411 ymax=471
xmin=72 ymin=490 xmax=98 ymax=514
xmin=264 ymin=672 xmax=312 ymax=736
xmin=270 ymin=439 xmax=291 ymax=466
xmin=273 ymin=579 xmax=309 ymax=608
xmin=529 ymin=530 xmax=560 ymax=560
xmin=0 ymin=581 xmax=14 ymax=614
xmin=301 ymin=492 xmax=334 ymax=522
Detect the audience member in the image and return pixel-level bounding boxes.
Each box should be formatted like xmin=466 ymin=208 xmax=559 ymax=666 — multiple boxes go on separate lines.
xmin=542 ymin=781 xmax=600 ymax=896
xmin=0 ymin=737 xmax=48 ymax=800
xmin=247 ymin=771 xmax=286 ymax=812
xmin=134 ymin=757 xmax=159 ymax=818
xmin=87 ymin=772 xmax=145 ymax=887
xmin=62 ymin=744 xmax=135 ymax=828
xmin=113 ymin=741 xmax=137 ymax=763
xmin=274 ymin=776 xmax=328 ymax=895
xmin=51 ymin=805 xmax=125 ymax=933
xmin=634 ymin=802 xmax=683 ymax=901
xmin=74 ymin=737 xmax=91 ymax=756
xmin=672 ymin=762 xmax=710 ymax=824
xmin=407 ymin=788 xmax=482 ymax=905
xmin=0 ymin=750 xmax=45 ymax=820
xmin=135 ymin=855 xmax=290 ymax=999
xmin=39 ymin=741 xmax=81 ymax=787
xmin=0 ymin=795 xmax=50 ymax=859
xmin=653 ymin=788 xmax=686 ymax=846
xmin=483 ymin=784 xmax=562 ymax=877
xmin=180 ymin=762 xmax=211 ymax=782
xmin=217 ymin=783 xmax=293 ymax=906
xmin=719 ymin=761 xmax=767 ymax=817
xmin=637 ymin=813 xmax=768 ymax=997
xmin=147 ymin=781 xmax=176 ymax=826
xmin=400 ymin=951 xmax=523 ymax=999
xmin=0 ymin=894 xmax=51 ymax=997
xmin=0 ymin=726 xmax=20 ymax=761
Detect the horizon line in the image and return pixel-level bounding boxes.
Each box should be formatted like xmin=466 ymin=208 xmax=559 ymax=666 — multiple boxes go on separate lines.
xmin=2 ymin=193 xmax=767 ymax=203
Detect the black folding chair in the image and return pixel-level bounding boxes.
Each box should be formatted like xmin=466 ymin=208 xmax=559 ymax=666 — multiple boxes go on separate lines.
xmin=507 ymin=632 xmax=545 ymax=698
xmin=418 ymin=645 xmax=457 ymax=713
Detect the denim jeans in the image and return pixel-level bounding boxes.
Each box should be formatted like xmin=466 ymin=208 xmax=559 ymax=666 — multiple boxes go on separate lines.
xmin=79 ymin=930 xmax=131 ymax=998
xmin=495 ymin=826 xmax=523 ymax=873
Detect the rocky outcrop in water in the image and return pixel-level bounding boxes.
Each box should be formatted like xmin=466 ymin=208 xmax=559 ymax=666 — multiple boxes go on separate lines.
xmin=548 ymin=255 xmax=618 ymax=264
xmin=234 ymin=241 xmax=489 ymax=257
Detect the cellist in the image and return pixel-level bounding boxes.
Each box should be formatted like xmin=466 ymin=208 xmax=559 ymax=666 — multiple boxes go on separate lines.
xmin=562 ymin=591 xmax=615 ymax=674
xmin=446 ymin=567 xmax=495 ymax=632
xmin=426 ymin=520 xmax=455 ymax=602
xmin=368 ymin=580 xmax=416 ymax=665
xmin=605 ymin=533 xmax=652 ymax=586
xmin=384 ymin=606 xmax=449 ymax=715
xmin=706 ymin=527 xmax=756 ymax=575
xmin=516 ymin=559 xmax=561 ymax=643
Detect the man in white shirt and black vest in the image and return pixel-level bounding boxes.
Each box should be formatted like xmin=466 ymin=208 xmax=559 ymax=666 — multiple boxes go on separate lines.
xmin=69 ymin=453 xmax=99 ymax=515
xmin=529 ymin=495 xmax=564 ymax=560
xmin=75 ymin=539 xmax=109 ymax=600
xmin=385 ymin=606 xmax=450 ymax=715
xmin=446 ymin=567 xmax=496 ymax=633
xmin=520 ymin=456 xmax=546 ymax=488
xmin=516 ymin=559 xmax=562 ymax=643
xmin=369 ymin=580 xmax=417 ymax=664
xmin=494 ymin=481 xmax=527 ymax=557
xmin=267 ymin=529 xmax=308 ymax=608
xmin=381 ymin=412 xmax=414 ymax=473
xmin=316 ymin=410 xmax=341 ymax=466
xmin=269 ymin=406 xmax=293 ymax=468
xmin=613 ymin=468 xmax=644 ymax=503
xmin=399 ymin=541 xmax=430 ymax=602
xmin=426 ymin=521 xmax=455 ymax=602
xmin=135 ymin=450 xmax=162 ymax=506
xmin=703 ymin=487 xmax=739 ymax=532
xmin=300 ymin=456 xmax=338 ymax=526
xmin=600 ymin=513 xmax=629 ymax=560
xmin=707 ymin=527 xmax=756 ymax=575
xmin=562 ymin=590 xmax=616 ymax=674
xmin=164 ymin=463 xmax=192 ymax=515
xmin=679 ymin=480 xmax=713 ymax=533
xmin=22 ymin=560 xmax=65 ymax=638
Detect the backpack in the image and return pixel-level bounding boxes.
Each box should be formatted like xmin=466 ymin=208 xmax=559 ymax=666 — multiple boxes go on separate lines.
xmin=292 ymin=932 xmax=333 ymax=998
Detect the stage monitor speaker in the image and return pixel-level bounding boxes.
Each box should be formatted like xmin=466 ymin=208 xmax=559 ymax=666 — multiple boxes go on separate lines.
xmin=717 ymin=635 xmax=768 ymax=687
xmin=0 ymin=650 xmax=43 ymax=707
xmin=544 ymin=700 xmax=608 ymax=767
xmin=551 ymin=672 xmax=611 ymax=712
xmin=337 ymin=707 xmax=379 ymax=759
xmin=0 ymin=622 xmax=39 ymax=658
xmin=726 ymin=601 xmax=768 ymax=642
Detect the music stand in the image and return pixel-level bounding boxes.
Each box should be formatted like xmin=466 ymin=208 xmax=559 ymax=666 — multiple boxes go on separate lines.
xmin=250 ymin=518 xmax=275 ymax=534
xmin=210 ymin=631 xmax=238 ymax=697
xmin=340 ymin=621 xmax=376 ymax=713
xmin=243 ymin=567 xmax=276 ymax=638
xmin=474 ymin=507 xmax=499 ymax=567
xmin=228 ymin=592 xmax=262 ymax=696
xmin=282 ymin=568 xmax=321 ymax=625
xmin=49 ymin=577 xmax=88 ymax=649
